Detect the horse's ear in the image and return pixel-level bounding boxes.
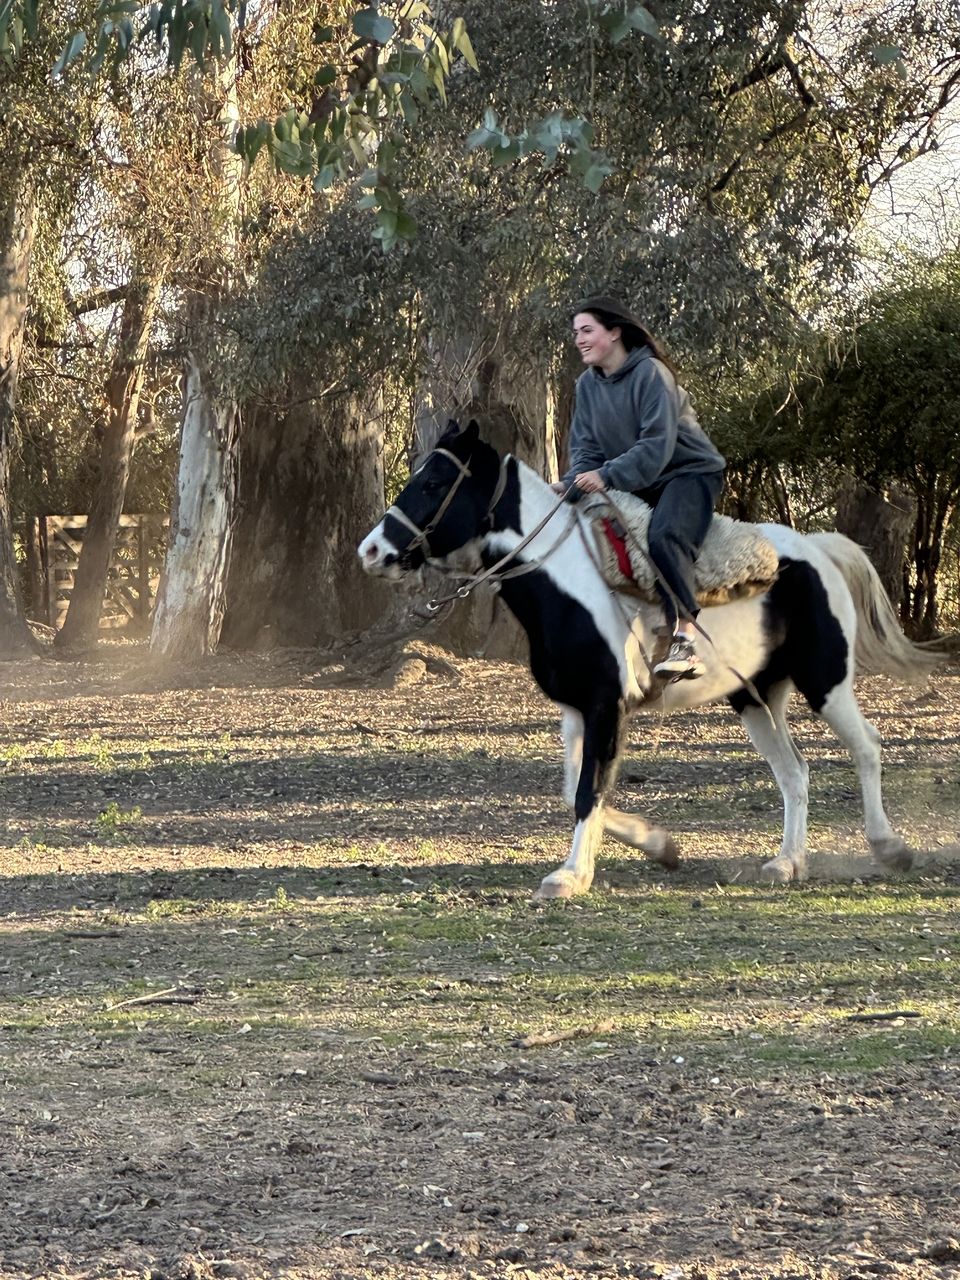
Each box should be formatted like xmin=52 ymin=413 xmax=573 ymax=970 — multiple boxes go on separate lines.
xmin=437 ymin=418 xmax=461 ymax=446
xmin=460 ymin=419 xmax=480 ymax=446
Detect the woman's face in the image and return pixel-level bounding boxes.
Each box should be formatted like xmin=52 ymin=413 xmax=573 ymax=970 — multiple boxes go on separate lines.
xmin=573 ymin=312 xmax=622 ymax=368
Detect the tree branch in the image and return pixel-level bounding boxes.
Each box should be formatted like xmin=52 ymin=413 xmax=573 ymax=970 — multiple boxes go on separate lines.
xmin=720 ymin=55 xmax=785 ymax=100
xmin=69 ymin=285 xmax=132 ymax=317
xmin=865 ymin=57 xmax=960 ymax=193
xmin=711 ymin=107 xmax=813 ymax=194
xmin=781 ymin=50 xmax=817 ymax=107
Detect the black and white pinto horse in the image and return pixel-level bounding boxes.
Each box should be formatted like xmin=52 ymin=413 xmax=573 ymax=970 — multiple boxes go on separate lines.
xmin=359 ymin=421 xmax=934 ymax=898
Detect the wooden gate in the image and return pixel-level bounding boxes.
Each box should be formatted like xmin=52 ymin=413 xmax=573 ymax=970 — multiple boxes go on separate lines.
xmin=20 ymin=515 xmax=168 ymax=629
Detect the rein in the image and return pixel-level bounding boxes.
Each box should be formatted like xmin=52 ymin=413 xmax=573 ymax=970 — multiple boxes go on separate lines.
xmin=384 ymin=447 xmax=577 ymax=613
xmin=425 ymin=470 xmax=577 ymax=612
xmin=393 ymin=453 xmax=772 ymax=717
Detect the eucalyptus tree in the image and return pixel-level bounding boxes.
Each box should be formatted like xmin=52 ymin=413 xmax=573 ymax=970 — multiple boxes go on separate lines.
xmin=220 ymin=202 xmax=415 ymax=647
xmin=0 ymin=0 xmax=474 ymax=659
xmin=0 ymin=167 xmax=39 ymax=655
xmin=47 ymin=48 xmax=188 ymax=651
xmin=407 ymin=0 xmax=960 ymax=374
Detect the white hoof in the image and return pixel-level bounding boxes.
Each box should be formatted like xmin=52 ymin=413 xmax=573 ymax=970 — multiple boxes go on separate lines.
xmin=870 ymin=836 xmax=914 ymax=872
xmin=760 ymin=855 xmax=804 ymax=884
xmin=533 ymin=869 xmax=590 ymax=901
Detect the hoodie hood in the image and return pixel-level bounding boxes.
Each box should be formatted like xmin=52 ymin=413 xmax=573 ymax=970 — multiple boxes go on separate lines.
xmin=588 ymin=345 xmax=651 ymax=383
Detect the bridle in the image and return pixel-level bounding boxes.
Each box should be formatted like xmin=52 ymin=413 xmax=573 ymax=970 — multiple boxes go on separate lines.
xmin=383 ymin=448 xmax=478 ymax=561
xmin=382 ymin=444 xmax=575 ymax=610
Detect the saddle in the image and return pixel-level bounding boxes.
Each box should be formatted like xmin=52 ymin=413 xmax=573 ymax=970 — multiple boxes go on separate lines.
xmin=580 ymin=490 xmax=780 ymax=606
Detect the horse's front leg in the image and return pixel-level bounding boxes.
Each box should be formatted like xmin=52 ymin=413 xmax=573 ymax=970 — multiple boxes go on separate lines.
xmin=554 ymin=707 xmax=680 ymax=874
xmin=536 ymin=702 xmax=624 ymax=900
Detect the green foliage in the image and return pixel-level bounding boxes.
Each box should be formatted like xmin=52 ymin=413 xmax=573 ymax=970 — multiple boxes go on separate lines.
xmin=467 ymin=106 xmax=614 ymax=191
xmin=352 ymin=7 xmax=395 ymax=45
xmin=794 ymin=254 xmax=960 ymax=491
xmin=6 ymin=1 xmax=477 ymax=241
xmin=96 ymin=800 xmax=143 ymax=835
xmin=598 ymin=3 xmax=660 ymax=45
xmin=714 ymin=248 xmax=960 ymax=623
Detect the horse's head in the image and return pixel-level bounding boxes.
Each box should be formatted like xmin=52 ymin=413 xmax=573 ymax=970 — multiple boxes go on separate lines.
xmin=359 ymin=419 xmax=498 ymax=579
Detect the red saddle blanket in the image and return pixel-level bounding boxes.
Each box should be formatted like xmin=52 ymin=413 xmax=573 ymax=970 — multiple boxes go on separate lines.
xmin=600 ymin=517 xmax=636 ymax=584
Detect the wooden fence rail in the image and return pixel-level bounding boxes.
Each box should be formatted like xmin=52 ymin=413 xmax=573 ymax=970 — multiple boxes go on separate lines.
xmin=18 ymin=515 xmax=169 ymax=630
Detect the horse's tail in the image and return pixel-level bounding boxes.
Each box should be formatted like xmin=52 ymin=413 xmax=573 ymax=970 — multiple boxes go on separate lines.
xmin=807 ymin=532 xmax=941 ymax=683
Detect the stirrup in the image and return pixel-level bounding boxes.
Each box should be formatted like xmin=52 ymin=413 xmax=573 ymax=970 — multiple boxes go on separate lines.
xmin=653 ymin=637 xmax=706 ymax=680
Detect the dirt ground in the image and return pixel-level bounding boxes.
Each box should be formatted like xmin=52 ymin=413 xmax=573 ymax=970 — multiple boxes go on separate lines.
xmin=1 ymin=642 xmax=959 ymax=1280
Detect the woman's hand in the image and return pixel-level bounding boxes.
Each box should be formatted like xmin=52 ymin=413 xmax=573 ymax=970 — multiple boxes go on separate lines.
xmin=575 ymin=470 xmax=607 ymax=494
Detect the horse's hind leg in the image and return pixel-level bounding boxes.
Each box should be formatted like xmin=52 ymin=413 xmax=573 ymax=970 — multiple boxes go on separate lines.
xmin=735 ymin=681 xmax=811 ymax=883
xmin=556 ymin=708 xmax=679 ymax=872
xmin=818 ymin=683 xmax=913 ymax=872
xmin=537 ymin=703 xmax=623 ymax=900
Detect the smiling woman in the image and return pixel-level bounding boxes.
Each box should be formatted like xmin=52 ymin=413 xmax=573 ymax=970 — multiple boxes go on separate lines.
xmin=561 ymin=296 xmax=726 ymax=680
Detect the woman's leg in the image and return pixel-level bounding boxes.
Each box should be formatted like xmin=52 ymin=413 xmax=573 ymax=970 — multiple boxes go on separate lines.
xmin=646 ymin=471 xmax=722 ymax=633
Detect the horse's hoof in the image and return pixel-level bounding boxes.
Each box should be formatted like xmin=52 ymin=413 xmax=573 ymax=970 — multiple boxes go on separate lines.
xmin=652 ymin=835 xmax=681 ymax=870
xmin=760 ymin=856 xmax=802 ymax=884
xmin=870 ymin=836 xmax=914 ymax=872
xmin=533 ymin=870 xmax=586 ymax=901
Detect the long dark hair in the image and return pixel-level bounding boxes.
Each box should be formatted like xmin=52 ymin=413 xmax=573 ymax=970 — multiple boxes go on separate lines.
xmin=576 ymin=306 xmax=678 ymax=376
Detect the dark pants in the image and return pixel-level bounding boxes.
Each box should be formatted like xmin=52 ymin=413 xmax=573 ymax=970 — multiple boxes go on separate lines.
xmin=636 ymin=471 xmax=724 ymax=633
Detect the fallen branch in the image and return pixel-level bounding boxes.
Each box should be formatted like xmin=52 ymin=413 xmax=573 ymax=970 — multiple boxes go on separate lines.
xmin=514 ymin=1018 xmax=616 ymax=1049
xmin=105 ymin=986 xmax=204 ymax=1011
xmin=352 ymin=721 xmax=412 ymax=737
xmin=63 ymin=929 xmax=123 ymax=939
xmin=845 ymin=1010 xmax=921 ymax=1023
xmin=128 ymin=996 xmax=203 ymax=1006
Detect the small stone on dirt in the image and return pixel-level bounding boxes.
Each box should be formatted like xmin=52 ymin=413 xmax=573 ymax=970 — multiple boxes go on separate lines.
xmin=413 ymin=1238 xmax=456 ymax=1259
xmin=924 ymin=1238 xmax=960 ymax=1262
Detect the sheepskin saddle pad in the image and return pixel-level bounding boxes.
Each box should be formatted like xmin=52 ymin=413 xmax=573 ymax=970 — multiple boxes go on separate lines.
xmin=580 ymin=490 xmax=780 ymax=606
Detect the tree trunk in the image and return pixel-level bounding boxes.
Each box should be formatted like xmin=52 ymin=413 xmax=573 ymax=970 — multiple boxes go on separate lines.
xmin=907 ymin=472 xmax=952 ymax=639
xmin=150 ymin=355 xmax=239 ymax=660
xmin=835 ymin=477 xmax=914 ymax=615
xmin=56 ymin=268 xmax=164 ymax=651
xmin=0 ymin=173 xmax=40 ymax=658
xmin=222 ymin=395 xmax=392 ymax=649
xmin=150 ymin=64 xmax=242 ymax=663
xmin=911 ymin=478 xmax=952 ymax=638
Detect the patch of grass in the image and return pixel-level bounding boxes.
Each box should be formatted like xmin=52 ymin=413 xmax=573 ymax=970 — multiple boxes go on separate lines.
xmin=743 ymin=1024 xmax=958 ymax=1073
xmin=96 ymin=802 xmax=143 ymax=835
xmin=144 ymin=896 xmax=247 ymax=920
xmin=86 ymin=733 xmax=116 ymax=771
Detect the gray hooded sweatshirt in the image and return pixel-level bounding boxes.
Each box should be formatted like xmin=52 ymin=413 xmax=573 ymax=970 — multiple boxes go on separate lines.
xmin=561 ymin=347 xmax=724 ymax=496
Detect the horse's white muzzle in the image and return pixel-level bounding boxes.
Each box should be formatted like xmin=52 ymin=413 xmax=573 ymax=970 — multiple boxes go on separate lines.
xmin=358 ymin=524 xmax=404 ymax=580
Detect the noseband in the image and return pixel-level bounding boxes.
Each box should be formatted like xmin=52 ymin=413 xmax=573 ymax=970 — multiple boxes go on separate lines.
xmin=384 ymin=447 xmax=477 ymax=559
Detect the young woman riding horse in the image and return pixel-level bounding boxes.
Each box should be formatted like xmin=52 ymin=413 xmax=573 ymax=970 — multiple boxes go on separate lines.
xmin=359 ymin=420 xmax=935 ymax=900
xmin=560 ymin=296 xmax=725 ymax=681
